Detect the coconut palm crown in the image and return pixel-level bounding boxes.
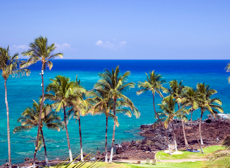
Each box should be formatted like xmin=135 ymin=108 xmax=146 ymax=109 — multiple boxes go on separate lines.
xmin=21 ymin=36 xmax=63 ymax=70
xmin=182 ymin=87 xmax=199 ymax=122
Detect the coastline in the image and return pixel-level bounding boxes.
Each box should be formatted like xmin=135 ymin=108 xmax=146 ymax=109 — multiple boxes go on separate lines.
xmin=3 ymin=116 xmax=229 ymax=167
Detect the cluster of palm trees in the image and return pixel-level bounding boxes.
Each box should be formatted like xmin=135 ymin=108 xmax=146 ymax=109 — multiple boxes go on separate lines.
xmin=14 ymin=68 xmax=140 ymax=166
xmin=0 ymin=36 xmax=225 ymax=168
xmin=137 ymin=72 xmax=223 ymax=153
xmin=0 ymin=37 xmax=140 ymax=168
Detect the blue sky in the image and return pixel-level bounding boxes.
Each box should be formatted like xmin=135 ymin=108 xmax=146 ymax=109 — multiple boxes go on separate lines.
xmin=0 ymin=0 xmax=229 ymax=59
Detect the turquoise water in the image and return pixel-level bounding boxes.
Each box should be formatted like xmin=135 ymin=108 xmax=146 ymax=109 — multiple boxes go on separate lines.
xmin=0 ymin=60 xmax=229 ymax=164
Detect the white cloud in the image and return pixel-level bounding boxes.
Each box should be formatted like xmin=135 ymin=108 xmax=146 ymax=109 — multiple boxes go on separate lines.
xmin=95 ymin=40 xmax=103 ymax=46
xmin=95 ymin=40 xmax=127 ymax=49
xmin=55 ymin=43 xmax=71 ymax=50
xmin=10 ymin=45 xmax=29 ymax=52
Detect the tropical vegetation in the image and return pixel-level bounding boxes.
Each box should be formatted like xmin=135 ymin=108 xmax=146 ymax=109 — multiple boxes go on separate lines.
xmin=13 ymin=100 xmax=63 ymax=166
xmin=21 ymin=36 xmax=63 ymax=166
xmin=137 ymin=71 xmax=172 ymax=154
xmin=94 ymin=66 xmax=140 ymax=162
xmin=0 ymin=46 xmax=30 ymax=168
xmin=1 ymin=38 xmax=228 ymax=167
xmin=196 ymin=83 xmax=223 ymax=145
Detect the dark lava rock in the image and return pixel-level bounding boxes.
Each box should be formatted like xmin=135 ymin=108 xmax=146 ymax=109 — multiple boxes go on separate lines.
xmin=121 ymin=141 xmax=131 ymax=149
xmin=112 ymin=156 xmax=120 ymax=160
xmin=140 ymin=125 xmax=151 ymax=129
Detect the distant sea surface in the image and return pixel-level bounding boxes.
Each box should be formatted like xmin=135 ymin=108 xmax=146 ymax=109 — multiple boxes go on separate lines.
xmin=0 ymin=60 xmax=230 ymax=164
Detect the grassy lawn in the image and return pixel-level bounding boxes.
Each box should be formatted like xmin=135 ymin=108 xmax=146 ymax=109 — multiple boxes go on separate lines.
xmin=156 ymin=145 xmax=225 ymax=160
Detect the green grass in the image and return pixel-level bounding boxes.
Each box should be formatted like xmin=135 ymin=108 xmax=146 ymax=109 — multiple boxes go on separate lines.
xmin=156 ymin=145 xmax=225 ymax=160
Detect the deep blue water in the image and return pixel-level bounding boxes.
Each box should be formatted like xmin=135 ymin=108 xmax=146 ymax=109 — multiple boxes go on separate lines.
xmin=0 ymin=60 xmax=229 ymax=164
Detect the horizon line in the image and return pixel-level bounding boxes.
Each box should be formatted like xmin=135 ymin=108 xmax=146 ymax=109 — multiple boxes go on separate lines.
xmin=18 ymin=59 xmax=230 ymax=61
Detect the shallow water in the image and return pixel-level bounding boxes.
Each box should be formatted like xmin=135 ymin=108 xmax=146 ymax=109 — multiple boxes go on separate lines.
xmin=0 ymin=60 xmax=229 ymax=164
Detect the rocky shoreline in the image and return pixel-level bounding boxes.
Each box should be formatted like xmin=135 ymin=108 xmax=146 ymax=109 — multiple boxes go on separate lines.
xmin=96 ymin=116 xmax=230 ymax=160
xmin=2 ymin=116 xmax=230 ymax=167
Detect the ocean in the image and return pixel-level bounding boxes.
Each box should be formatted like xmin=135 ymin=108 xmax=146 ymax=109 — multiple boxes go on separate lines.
xmin=0 ymin=60 xmax=229 ymax=164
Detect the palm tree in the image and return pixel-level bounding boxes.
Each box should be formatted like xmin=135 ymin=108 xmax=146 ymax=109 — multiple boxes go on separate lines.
xmin=95 ymin=66 xmax=140 ymax=162
xmin=68 ymin=76 xmax=87 ymax=161
xmin=137 ymin=71 xmax=172 ymax=154
xmin=196 ymin=83 xmax=223 ymax=145
xmin=182 ymin=87 xmax=199 ymax=124
xmin=159 ymin=95 xmax=185 ymax=151
xmin=88 ymin=89 xmax=134 ymax=162
xmin=87 ymin=89 xmax=111 ymax=162
xmin=13 ymin=100 xmax=62 ymax=166
xmin=0 ymin=46 xmax=30 ymax=168
xmin=45 ymin=75 xmax=77 ymax=162
xmin=166 ymin=80 xmax=188 ymax=147
xmin=182 ymin=86 xmax=204 ymax=153
xmin=21 ymin=36 xmax=63 ymax=166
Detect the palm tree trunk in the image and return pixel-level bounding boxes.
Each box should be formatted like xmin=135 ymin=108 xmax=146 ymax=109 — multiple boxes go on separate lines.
xmin=33 ymin=64 xmax=45 ymax=168
xmin=109 ymin=98 xmax=117 ymax=163
xmin=199 ymin=110 xmax=204 ymax=145
xmin=78 ymin=113 xmax=83 ymax=161
xmin=190 ymin=110 xmax=193 ymax=126
xmin=40 ymin=128 xmax=49 ymax=166
xmin=181 ymin=120 xmax=188 ymax=147
xmin=190 ymin=110 xmax=193 ymax=124
xmin=105 ymin=115 xmax=108 ymax=162
xmin=152 ymin=94 xmax=171 ymax=155
xmin=4 ymin=79 xmax=11 ymax=168
xmin=178 ymin=104 xmax=188 ymax=147
xmin=171 ymin=121 xmax=177 ymax=151
xmin=63 ymin=105 xmax=73 ymax=162
xmin=190 ymin=115 xmax=204 ymax=153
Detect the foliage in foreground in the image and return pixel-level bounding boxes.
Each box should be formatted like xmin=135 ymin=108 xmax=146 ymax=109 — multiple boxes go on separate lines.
xmin=52 ymin=161 xmax=204 ymax=168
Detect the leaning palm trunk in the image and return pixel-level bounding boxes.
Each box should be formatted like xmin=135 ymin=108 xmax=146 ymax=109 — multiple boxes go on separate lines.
xmin=78 ymin=114 xmax=83 ymax=161
xmin=33 ymin=64 xmax=45 ymax=168
xmin=40 ymin=128 xmax=49 ymax=166
xmin=63 ymin=106 xmax=73 ymax=162
xmin=4 ymin=79 xmax=11 ymax=168
xmin=190 ymin=114 xmax=204 ymax=153
xmin=105 ymin=115 xmax=108 ymax=162
xmin=181 ymin=120 xmax=188 ymax=147
xmin=109 ymin=98 xmax=117 ymax=163
xmin=178 ymin=104 xmax=188 ymax=147
xmin=152 ymin=94 xmax=171 ymax=155
xmin=171 ymin=121 xmax=177 ymax=151
xmin=199 ymin=110 xmax=204 ymax=145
